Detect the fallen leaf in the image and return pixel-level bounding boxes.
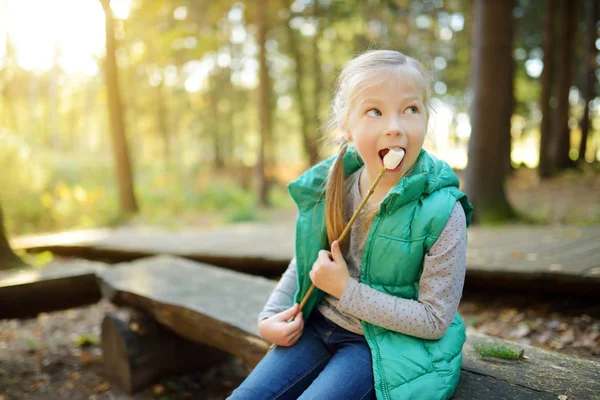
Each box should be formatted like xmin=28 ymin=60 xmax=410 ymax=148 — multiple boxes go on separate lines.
xmin=76 ymin=334 xmax=99 ymax=347
xmin=80 ymin=350 xmax=94 ymax=366
xmin=558 ymin=395 xmax=569 ymax=400
xmin=153 ymin=384 xmax=166 ymax=395
xmin=95 ymin=381 xmax=111 ymax=392
xmin=69 ymin=371 xmax=81 ymax=380
xmin=510 ymin=323 xmax=531 ymax=339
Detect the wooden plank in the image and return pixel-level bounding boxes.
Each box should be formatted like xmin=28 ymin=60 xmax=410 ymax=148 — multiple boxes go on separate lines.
xmin=98 ymin=255 xmax=273 ymax=367
xmin=14 ymin=225 xmax=600 ymax=279
xmin=97 ymin=255 xmax=600 ymax=399
xmin=454 ymin=371 xmax=557 ymax=400
xmin=0 ymin=260 xmax=106 ymax=318
xmin=463 ymin=332 xmax=600 ymax=399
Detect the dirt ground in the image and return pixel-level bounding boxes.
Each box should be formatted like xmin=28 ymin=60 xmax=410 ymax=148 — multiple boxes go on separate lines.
xmin=0 ymin=299 xmax=249 ymax=400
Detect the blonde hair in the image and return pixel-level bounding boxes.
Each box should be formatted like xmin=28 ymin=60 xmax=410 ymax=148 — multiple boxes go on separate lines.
xmin=323 ymin=50 xmax=432 ymax=247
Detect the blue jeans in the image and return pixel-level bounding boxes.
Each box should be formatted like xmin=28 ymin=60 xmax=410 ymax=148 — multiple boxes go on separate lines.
xmin=228 ymin=309 xmax=375 ymax=400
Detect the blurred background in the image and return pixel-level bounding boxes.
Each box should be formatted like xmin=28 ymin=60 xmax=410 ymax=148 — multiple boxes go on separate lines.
xmin=0 ymin=0 xmax=598 ymax=236
xmin=1 ymin=1 xmax=599 ymax=398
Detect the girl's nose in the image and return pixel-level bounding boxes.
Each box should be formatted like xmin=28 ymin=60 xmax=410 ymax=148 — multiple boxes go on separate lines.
xmin=385 ymin=116 xmax=404 ymax=136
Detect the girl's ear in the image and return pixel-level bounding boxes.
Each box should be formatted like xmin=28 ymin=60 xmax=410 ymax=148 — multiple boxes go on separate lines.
xmin=346 ymin=130 xmax=353 ymax=142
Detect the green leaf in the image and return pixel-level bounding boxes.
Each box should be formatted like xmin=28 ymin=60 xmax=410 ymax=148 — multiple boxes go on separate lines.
xmin=76 ymin=334 xmax=100 ymax=347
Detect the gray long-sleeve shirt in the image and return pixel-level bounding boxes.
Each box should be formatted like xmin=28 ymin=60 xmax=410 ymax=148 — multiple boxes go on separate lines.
xmin=259 ymin=166 xmax=467 ymax=340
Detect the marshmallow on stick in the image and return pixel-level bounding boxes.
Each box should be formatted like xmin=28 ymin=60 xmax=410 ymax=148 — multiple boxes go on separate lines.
xmin=383 ymin=148 xmax=405 ymax=170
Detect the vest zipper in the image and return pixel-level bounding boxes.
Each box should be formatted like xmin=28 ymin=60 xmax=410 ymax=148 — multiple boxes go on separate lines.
xmin=362 ymin=213 xmax=391 ymax=400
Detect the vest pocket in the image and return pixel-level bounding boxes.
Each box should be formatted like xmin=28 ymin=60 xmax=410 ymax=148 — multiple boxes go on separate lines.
xmin=367 ymin=234 xmax=425 ymax=286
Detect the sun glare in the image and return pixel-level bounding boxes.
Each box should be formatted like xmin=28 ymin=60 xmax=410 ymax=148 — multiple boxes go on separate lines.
xmin=0 ymin=0 xmax=131 ymax=76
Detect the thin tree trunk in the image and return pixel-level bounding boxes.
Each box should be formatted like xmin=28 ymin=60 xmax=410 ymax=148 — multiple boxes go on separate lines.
xmin=209 ymin=70 xmax=225 ymax=170
xmin=502 ymin=47 xmax=515 ymax=174
xmin=282 ymin=0 xmax=317 ymax=167
xmin=0 ymin=206 xmax=26 ymax=270
xmin=311 ymin=0 xmax=323 ymax=164
xmin=578 ymin=0 xmax=599 ymax=163
xmin=156 ymin=79 xmax=171 ymax=169
xmin=256 ymin=0 xmax=272 ymax=206
xmin=100 ymin=0 xmax=138 ymax=214
xmin=549 ymin=0 xmax=578 ymax=173
xmin=0 ymin=11 xmax=18 ymax=132
xmin=464 ymin=0 xmax=517 ymax=224
xmin=538 ymin=0 xmax=556 ymax=178
xmin=49 ymin=42 xmax=60 ymax=151
xmin=0 ymin=39 xmax=18 ymax=132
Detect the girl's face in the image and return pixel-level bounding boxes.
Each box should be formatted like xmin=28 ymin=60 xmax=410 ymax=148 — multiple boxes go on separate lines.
xmin=346 ymin=71 xmax=428 ymax=187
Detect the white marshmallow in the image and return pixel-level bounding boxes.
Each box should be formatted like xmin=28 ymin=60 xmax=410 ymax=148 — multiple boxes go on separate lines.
xmin=383 ymin=148 xmax=405 ymax=169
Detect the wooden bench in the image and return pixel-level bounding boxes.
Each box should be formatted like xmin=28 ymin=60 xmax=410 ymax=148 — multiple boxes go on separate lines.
xmin=0 ymin=259 xmax=106 ymax=318
xmin=97 ymin=255 xmax=600 ymax=399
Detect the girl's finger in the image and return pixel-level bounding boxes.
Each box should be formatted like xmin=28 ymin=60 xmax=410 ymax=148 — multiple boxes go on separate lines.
xmin=318 ymin=250 xmax=332 ymax=265
xmin=287 ymin=329 xmax=303 ymax=345
xmin=283 ymin=312 xmax=303 ymax=335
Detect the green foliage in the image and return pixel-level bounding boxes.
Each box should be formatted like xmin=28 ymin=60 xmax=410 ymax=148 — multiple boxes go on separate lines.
xmin=0 ymin=135 xmax=294 ymax=234
xmin=474 ymin=343 xmax=525 ymax=360
xmin=76 ymin=334 xmax=100 ymax=347
xmin=24 ymin=337 xmax=39 ymax=352
xmin=476 ymin=199 xmax=521 ymax=225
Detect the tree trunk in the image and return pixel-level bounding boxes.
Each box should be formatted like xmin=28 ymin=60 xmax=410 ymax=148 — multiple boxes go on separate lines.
xmin=464 ymin=0 xmax=517 ymax=224
xmin=502 ymin=45 xmax=515 ymax=174
xmin=100 ymin=0 xmax=138 ymax=214
xmin=548 ymin=0 xmax=578 ymax=173
xmin=156 ymin=79 xmax=171 ymax=169
xmin=209 ymin=70 xmax=225 ymax=170
xmin=0 ymin=206 xmax=26 ymax=270
xmin=282 ymin=0 xmax=317 ymax=167
xmin=538 ymin=0 xmax=556 ymax=178
xmin=311 ymin=0 xmax=323 ymax=165
xmin=0 ymin=33 xmax=18 ymax=132
xmin=578 ymin=0 xmax=599 ymax=163
xmin=256 ymin=0 xmax=272 ymax=206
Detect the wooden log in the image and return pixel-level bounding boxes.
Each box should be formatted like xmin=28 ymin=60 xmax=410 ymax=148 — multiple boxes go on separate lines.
xmin=101 ymin=307 xmax=230 ymax=394
xmin=0 ymin=261 xmax=105 ymax=318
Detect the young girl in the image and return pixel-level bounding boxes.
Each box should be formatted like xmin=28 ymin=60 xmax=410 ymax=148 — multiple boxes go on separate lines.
xmin=228 ymin=50 xmax=473 ymax=400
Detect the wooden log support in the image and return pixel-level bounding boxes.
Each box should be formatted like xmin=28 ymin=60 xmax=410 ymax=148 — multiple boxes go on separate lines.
xmin=101 ymin=307 xmax=230 ymax=394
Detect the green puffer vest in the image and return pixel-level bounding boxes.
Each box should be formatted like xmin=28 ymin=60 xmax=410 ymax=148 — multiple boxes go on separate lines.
xmin=288 ymin=146 xmax=473 ymax=400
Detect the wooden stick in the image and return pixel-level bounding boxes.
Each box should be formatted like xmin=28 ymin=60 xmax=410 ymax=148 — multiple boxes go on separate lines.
xmin=268 ymin=166 xmax=388 ymax=351
xmin=298 ymin=165 xmax=387 ymax=311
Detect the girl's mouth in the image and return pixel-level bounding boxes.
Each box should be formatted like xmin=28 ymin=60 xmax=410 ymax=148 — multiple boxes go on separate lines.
xmin=379 ymin=148 xmax=405 ymax=172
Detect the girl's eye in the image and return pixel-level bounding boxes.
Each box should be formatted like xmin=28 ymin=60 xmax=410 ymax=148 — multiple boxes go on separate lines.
xmin=405 ymin=106 xmax=418 ymax=114
xmin=366 ymin=108 xmax=382 ymax=117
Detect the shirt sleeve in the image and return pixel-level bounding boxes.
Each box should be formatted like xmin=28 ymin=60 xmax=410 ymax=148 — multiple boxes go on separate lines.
xmin=258 ymin=257 xmax=298 ymax=322
xmin=336 ymin=202 xmax=467 ymax=339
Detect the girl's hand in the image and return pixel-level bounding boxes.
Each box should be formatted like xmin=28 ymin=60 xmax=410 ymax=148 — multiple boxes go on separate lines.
xmin=258 ymin=304 xmax=304 ymax=347
xmin=309 ymin=240 xmax=350 ymax=299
